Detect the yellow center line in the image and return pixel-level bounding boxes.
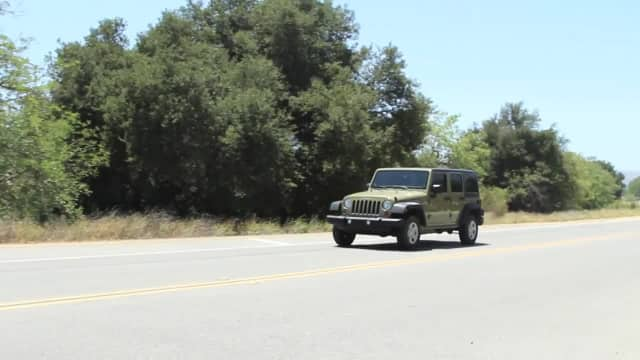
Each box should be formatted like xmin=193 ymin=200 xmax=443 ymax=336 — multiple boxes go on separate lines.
xmin=0 ymin=232 xmax=632 ymax=312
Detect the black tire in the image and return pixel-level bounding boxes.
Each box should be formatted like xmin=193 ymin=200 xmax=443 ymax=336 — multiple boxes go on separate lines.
xmin=333 ymin=227 xmax=356 ymax=247
xmin=459 ymin=215 xmax=479 ymax=245
xmin=397 ymin=216 xmax=421 ymax=250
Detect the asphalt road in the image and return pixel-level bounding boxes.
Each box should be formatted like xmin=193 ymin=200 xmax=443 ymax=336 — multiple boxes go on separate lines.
xmin=1 ymin=218 xmax=639 ymax=360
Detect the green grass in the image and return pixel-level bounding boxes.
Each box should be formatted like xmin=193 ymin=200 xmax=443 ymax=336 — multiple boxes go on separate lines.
xmin=1 ymin=206 xmax=639 ymax=244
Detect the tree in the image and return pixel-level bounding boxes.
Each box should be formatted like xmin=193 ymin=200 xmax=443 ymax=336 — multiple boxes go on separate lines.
xmin=290 ymin=69 xmax=380 ymax=213
xmin=290 ymin=45 xmax=430 ymax=214
xmin=450 ymin=130 xmax=491 ymax=179
xmin=564 ymin=153 xmax=618 ymax=209
xmin=104 ymin=11 xmax=296 ymax=216
xmin=482 ymin=103 xmax=573 ymax=212
xmin=1 ymin=35 xmax=31 ymax=103
xmin=0 ymin=35 xmax=105 ymax=221
xmin=627 ymin=177 xmax=640 ymax=199
xmin=593 ymin=160 xmax=625 ymax=199
xmin=251 ymin=0 xmax=358 ymax=93
xmin=52 ymin=18 xmax=134 ymax=211
xmin=362 ymin=46 xmax=430 ymax=166
xmin=417 ymin=114 xmax=490 ymax=179
xmin=184 ymin=0 xmax=258 ymax=59
xmin=51 ymin=1 xmax=432 ymax=217
xmin=417 ymin=113 xmax=458 ymax=167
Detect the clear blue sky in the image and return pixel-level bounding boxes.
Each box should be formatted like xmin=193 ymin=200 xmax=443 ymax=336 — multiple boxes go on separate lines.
xmin=3 ymin=0 xmax=639 ymax=171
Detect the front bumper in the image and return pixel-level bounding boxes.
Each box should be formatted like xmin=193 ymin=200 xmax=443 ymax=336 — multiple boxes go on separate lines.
xmin=326 ymin=215 xmax=405 ymax=236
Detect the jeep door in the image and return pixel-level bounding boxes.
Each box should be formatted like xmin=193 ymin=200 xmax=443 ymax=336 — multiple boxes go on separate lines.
xmin=448 ymin=173 xmax=464 ymax=225
xmin=427 ymin=171 xmax=449 ymax=226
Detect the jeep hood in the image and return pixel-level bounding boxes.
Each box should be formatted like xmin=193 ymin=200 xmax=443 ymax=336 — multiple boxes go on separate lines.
xmin=345 ymin=189 xmax=426 ymax=202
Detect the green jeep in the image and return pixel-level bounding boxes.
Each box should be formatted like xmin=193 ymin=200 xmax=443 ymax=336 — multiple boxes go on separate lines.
xmin=327 ymin=168 xmax=484 ymax=250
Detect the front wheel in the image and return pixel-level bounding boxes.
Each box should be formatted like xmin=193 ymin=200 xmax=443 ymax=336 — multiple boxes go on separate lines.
xmin=459 ymin=215 xmax=479 ymax=245
xmin=333 ymin=228 xmax=356 ymax=247
xmin=397 ymin=216 xmax=421 ymax=250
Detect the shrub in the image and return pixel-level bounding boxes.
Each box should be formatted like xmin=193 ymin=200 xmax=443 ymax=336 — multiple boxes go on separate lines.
xmin=482 ymin=187 xmax=509 ymax=217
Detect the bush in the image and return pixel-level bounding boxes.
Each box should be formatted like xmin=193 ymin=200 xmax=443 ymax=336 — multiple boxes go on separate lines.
xmin=564 ymin=152 xmax=618 ymax=210
xmin=627 ymin=177 xmax=640 ymax=199
xmin=606 ymin=199 xmax=639 ymax=210
xmin=482 ymin=187 xmax=509 ymax=217
xmin=0 ymin=35 xmax=106 ymax=222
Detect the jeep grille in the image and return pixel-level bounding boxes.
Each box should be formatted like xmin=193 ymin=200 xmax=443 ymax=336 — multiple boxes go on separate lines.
xmin=351 ymin=199 xmax=382 ymax=217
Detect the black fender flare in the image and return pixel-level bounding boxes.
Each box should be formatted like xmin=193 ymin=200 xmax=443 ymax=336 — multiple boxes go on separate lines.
xmin=457 ymin=203 xmax=485 ymax=226
xmin=390 ymin=202 xmax=426 ymax=226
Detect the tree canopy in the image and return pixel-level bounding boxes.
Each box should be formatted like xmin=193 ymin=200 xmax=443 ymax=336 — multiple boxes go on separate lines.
xmin=0 ymin=34 xmax=105 ymax=221
xmin=418 ymin=103 xmax=623 ymax=213
xmin=51 ymin=0 xmax=429 ymax=217
xmin=564 ymin=152 xmax=619 ymax=209
xmin=481 ymin=103 xmax=573 ymax=212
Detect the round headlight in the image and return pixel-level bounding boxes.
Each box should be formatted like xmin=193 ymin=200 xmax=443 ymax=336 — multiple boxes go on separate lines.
xmin=343 ymin=199 xmax=353 ymax=210
xmin=382 ymin=200 xmax=393 ymax=211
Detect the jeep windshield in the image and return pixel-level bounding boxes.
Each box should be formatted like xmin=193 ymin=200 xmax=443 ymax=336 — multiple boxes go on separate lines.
xmin=371 ymin=170 xmax=429 ymax=189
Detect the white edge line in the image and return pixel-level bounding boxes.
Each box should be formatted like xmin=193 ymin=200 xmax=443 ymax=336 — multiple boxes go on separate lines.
xmin=2 ymin=217 xmax=638 ymax=249
xmin=0 ymin=244 xmax=279 ymax=264
xmin=0 ymin=241 xmax=331 ymax=265
xmin=2 ymin=217 xmax=637 ymax=264
xmin=251 ymin=238 xmax=292 ymax=246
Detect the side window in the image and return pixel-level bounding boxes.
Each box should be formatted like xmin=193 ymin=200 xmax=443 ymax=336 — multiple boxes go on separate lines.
xmin=465 ymin=176 xmax=479 ymax=194
xmin=431 ymin=172 xmax=446 ymax=193
xmin=450 ymin=174 xmax=463 ymax=193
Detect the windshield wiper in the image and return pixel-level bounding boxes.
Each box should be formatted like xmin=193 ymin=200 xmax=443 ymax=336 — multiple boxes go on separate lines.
xmin=373 ymin=185 xmax=409 ymax=190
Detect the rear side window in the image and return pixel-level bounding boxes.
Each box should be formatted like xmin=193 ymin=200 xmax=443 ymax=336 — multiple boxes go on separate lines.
xmin=465 ymin=176 xmax=479 ymax=194
xmin=450 ymin=174 xmax=463 ymax=193
xmin=431 ymin=172 xmax=447 ymax=192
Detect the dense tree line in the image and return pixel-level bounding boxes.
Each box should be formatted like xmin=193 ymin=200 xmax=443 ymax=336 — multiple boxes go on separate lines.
xmin=418 ymin=103 xmax=626 ymax=213
xmin=0 ymin=0 xmax=629 ymax=222
xmin=50 ymin=1 xmax=428 ymax=218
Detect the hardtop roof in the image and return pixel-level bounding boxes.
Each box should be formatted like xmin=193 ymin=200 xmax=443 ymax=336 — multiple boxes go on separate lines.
xmin=375 ymin=167 xmax=478 ymax=174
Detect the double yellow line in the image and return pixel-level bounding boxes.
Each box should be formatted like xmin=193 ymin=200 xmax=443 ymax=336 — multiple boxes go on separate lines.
xmin=0 ymin=232 xmax=631 ymax=312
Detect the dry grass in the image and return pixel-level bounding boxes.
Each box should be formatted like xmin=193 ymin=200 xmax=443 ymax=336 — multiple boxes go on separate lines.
xmin=486 ymin=208 xmax=640 ymax=225
xmin=0 ymin=213 xmax=331 ymax=244
xmin=1 ymin=207 xmax=639 ymax=245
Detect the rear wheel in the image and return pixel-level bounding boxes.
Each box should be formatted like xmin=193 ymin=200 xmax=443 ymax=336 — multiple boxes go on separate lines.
xmin=459 ymin=215 xmax=479 ymax=245
xmin=397 ymin=216 xmax=421 ymax=250
xmin=333 ymin=227 xmax=356 ymax=247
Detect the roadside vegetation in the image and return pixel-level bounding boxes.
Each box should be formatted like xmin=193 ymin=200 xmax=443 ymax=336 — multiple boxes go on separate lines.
xmin=625 ymin=177 xmax=640 ymax=200
xmin=0 ymin=214 xmax=332 ymax=244
xmin=486 ymin=204 xmax=639 ymax=226
xmin=0 ymin=1 xmax=637 ymax=243
xmin=2 ymin=205 xmax=639 ymax=244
